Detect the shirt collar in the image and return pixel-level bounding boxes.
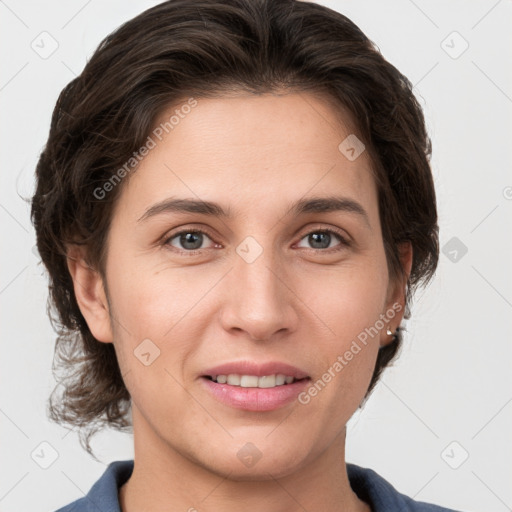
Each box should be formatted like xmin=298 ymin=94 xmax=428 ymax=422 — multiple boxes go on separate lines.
xmin=71 ymin=459 xmax=436 ymax=512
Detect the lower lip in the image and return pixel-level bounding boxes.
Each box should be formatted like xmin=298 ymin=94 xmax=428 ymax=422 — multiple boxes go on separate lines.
xmin=201 ymin=377 xmax=310 ymax=412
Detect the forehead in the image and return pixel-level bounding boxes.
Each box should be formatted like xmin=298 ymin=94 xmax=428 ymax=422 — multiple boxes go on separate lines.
xmin=115 ymin=92 xmax=378 ymax=225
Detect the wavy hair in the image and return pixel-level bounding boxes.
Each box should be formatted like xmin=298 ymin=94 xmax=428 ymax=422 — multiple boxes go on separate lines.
xmin=31 ymin=0 xmax=438 ymax=457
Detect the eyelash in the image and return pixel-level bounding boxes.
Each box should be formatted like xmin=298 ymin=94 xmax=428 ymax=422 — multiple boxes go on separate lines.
xmin=161 ymin=227 xmax=351 ymax=255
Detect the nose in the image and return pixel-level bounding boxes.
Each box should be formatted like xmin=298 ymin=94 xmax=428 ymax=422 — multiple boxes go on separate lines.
xmin=219 ymin=242 xmax=299 ymax=342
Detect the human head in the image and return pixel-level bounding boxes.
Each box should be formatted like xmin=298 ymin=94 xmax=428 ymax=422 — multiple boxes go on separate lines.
xmin=31 ymin=0 xmax=438 ymax=456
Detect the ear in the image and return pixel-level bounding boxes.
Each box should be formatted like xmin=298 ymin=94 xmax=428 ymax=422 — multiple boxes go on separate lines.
xmin=66 ymin=245 xmax=113 ymax=343
xmin=380 ymin=241 xmax=413 ymax=348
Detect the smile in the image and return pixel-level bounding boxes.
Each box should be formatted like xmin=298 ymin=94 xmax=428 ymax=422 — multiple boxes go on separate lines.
xmin=206 ymin=374 xmax=304 ymax=388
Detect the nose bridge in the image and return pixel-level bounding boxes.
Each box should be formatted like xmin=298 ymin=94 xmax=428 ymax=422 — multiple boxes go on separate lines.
xmin=234 ymin=236 xmax=282 ymax=308
xmin=222 ymin=235 xmax=295 ymax=339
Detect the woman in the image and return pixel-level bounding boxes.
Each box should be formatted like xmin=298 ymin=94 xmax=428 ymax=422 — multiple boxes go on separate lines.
xmin=31 ymin=0 xmax=461 ymax=510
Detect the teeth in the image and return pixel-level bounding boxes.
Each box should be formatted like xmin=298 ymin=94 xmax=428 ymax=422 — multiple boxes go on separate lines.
xmin=210 ymin=373 xmax=299 ymax=388
xmin=257 ymin=375 xmax=276 ymax=388
xmin=240 ymin=375 xmax=259 ymax=387
xmin=275 ymin=374 xmax=286 ymax=385
xmin=227 ymin=374 xmax=241 ymax=385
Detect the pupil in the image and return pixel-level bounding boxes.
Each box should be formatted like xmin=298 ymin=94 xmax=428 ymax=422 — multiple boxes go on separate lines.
xmin=181 ymin=232 xmax=202 ymax=250
xmin=310 ymin=232 xmax=330 ymax=249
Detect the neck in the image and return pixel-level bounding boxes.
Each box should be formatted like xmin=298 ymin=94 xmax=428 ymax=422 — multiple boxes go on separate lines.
xmin=119 ymin=407 xmax=370 ymax=512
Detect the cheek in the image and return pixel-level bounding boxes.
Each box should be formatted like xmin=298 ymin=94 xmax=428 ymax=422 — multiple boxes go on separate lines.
xmin=296 ymin=256 xmax=388 ymax=398
xmin=106 ymin=248 xmax=212 ymax=340
xmin=303 ymin=258 xmax=389 ymax=342
xmin=297 ymin=268 xmax=386 ymax=427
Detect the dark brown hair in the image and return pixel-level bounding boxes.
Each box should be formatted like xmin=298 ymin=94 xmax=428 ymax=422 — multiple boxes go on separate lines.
xmin=31 ymin=0 xmax=438 ymax=456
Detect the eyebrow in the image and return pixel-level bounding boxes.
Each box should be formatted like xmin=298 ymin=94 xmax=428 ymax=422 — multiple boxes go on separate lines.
xmin=137 ymin=196 xmax=371 ymax=229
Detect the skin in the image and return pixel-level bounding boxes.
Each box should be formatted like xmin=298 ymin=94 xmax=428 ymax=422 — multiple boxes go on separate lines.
xmin=68 ymin=91 xmax=412 ymax=512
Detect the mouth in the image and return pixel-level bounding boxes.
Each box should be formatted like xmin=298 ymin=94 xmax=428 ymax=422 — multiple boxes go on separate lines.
xmin=199 ymin=361 xmax=311 ymax=411
xmin=202 ymin=374 xmax=309 ymax=388
xmin=199 ymin=362 xmax=311 ymax=411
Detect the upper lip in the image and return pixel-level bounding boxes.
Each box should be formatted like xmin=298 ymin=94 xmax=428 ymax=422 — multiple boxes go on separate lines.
xmin=201 ymin=361 xmax=310 ymax=379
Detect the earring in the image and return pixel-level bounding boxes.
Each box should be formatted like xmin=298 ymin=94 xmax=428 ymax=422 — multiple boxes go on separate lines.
xmin=386 ymin=326 xmax=400 ymax=339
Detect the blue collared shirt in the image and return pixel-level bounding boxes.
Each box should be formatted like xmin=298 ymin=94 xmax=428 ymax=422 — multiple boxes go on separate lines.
xmin=54 ymin=460 xmax=462 ymax=511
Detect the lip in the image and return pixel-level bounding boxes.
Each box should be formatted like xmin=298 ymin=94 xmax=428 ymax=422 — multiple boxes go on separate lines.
xmin=201 ymin=361 xmax=309 ymax=380
xmin=199 ymin=360 xmax=311 ymax=412
xmin=201 ymin=377 xmax=310 ymax=412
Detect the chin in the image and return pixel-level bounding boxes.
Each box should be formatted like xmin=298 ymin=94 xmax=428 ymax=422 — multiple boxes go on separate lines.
xmin=218 ymin=457 xmax=306 ymax=482
xmin=195 ymin=437 xmax=312 ymax=481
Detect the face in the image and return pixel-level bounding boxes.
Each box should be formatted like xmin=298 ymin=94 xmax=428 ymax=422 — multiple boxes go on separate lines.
xmin=72 ymin=92 xmax=410 ymax=479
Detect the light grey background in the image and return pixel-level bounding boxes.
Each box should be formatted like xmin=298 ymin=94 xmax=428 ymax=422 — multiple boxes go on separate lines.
xmin=1 ymin=1 xmax=511 ymax=511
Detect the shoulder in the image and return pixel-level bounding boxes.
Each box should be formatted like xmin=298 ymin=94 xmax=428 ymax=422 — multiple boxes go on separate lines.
xmin=347 ymin=463 xmax=464 ymax=512
xmin=53 ymin=460 xmax=134 ymax=512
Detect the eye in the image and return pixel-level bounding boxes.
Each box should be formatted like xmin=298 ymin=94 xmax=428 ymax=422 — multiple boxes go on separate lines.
xmin=163 ymin=229 xmax=217 ymax=253
xmin=162 ymin=227 xmax=350 ymax=255
xmin=296 ymin=229 xmax=350 ymax=251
